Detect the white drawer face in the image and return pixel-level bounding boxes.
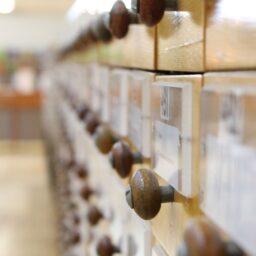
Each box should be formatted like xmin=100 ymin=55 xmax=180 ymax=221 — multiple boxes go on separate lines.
xmin=200 ymin=72 xmax=256 ymax=255
xmin=110 ymin=69 xmax=129 ymax=137
xmin=128 ymin=72 xmax=153 ymax=158
xmin=91 ymin=64 xmax=101 ymax=114
xmin=152 ymin=76 xmax=201 ymax=197
xmin=99 ymin=66 xmax=111 ymax=123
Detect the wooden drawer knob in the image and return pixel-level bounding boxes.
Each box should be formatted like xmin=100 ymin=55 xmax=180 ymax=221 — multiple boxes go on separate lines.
xmin=132 ymin=0 xmax=177 ymax=26
xmin=126 ymin=169 xmax=174 ymax=220
xmin=109 ymin=0 xmax=138 ymax=39
xmin=87 ymin=205 xmax=103 ymax=226
xmin=85 ymin=112 xmax=100 ymax=135
xmin=73 ymin=213 xmax=80 ymax=225
xmin=69 ymin=229 xmax=81 ymax=245
xmin=76 ymin=165 xmax=88 ymax=179
xmin=76 ymin=104 xmax=90 ymax=120
xmin=80 ymin=184 xmax=94 ymax=201
xmin=109 ymin=141 xmax=142 ymax=178
xmin=97 ymin=235 xmax=120 ymax=256
xmin=178 ymin=218 xmax=246 ymax=256
xmin=94 ymin=125 xmax=118 ymax=154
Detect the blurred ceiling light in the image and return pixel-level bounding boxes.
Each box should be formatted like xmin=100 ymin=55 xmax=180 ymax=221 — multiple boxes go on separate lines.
xmin=67 ymin=0 xmax=131 ymax=21
xmin=0 ymin=0 xmax=15 ymax=14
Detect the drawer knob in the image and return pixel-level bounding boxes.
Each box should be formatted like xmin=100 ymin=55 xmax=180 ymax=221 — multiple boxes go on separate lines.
xmin=132 ymin=0 xmax=177 ymax=26
xmin=126 ymin=169 xmax=174 ymax=220
xmin=91 ymin=14 xmax=112 ymax=42
xmin=73 ymin=213 xmax=80 ymax=225
xmin=94 ymin=125 xmax=118 ymax=154
xmin=178 ymin=218 xmax=246 ymax=256
xmin=87 ymin=205 xmax=103 ymax=226
xmin=110 ymin=141 xmax=142 ymax=178
xmin=80 ymin=184 xmax=95 ymax=201
xmin=69 ymin=229 xmax=81 ymax=245
xmin=97 ymin=235 xmax=120 ymax=256
xmin=76 ymin=104 xmax=90 ymax=120
xmin=109 ymin=0 xmax=138 ymax=39
xmin=76 ymin=165 xmax=88 ymax=179
xmin=85 ymin=112 xmax=100 ymax=135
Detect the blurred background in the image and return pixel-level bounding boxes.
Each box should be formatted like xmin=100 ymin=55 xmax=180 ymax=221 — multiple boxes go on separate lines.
xmin=0 ymin=1 xmax=109 ymax=256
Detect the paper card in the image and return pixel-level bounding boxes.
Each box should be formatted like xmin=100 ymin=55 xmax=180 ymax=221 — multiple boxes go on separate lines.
xmin=152 ymin=81 xmax=193 ymax=197
xmin=200 ymin=80 xmax=256 ymax=255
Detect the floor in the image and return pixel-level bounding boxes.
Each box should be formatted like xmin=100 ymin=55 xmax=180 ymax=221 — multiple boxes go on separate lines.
xmin=0 ymin=141 xmax=58 ymax=256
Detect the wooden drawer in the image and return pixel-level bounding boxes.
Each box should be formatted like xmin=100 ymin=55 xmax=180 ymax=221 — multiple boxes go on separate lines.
xmin=157 ymin=0 xmax=205 ymax=72
xmin=98 ymin=39 xmax=125 ymax=67
xmin=99 ymin=25 xmax=155 ymax=70
xmin=206 ymin=0 xmax=256 ymax=70
xmin=123 ymin=25 xmax=156 ymax=70
xmin=151 ymin=75 xmax=202 ymax=197
xmin=127 ymin=75 xmax=202 ymax=255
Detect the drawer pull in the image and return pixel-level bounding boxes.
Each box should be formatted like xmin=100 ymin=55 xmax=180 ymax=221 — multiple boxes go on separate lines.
xmin=76 ymin=104 xmax=90 ymax=120
xmin=97 ymin=235 xmax=121 ymax=256
xmin=87 ymin=205 xmax=103 ymax=226
xmin=109 ymin=141 xmax=142 ymax=178
xmin=85 ymin=112 xmax=100 ymax=135
xmin=76 ymin=165 xmax=89 ymax=179
xmin=94 ymin=125 xmax=119 ymax=154
xmin=126 ymin=169 xmax=174 ymax=220
xmin=109 ymin=0 xmax=138 ymax=39
xmin=80 ymin=184 xmax=95 ymax=201
xmin=178 ymin=218 xmax=246 ymax=256
xmin=132 ymin=0 xmax=177 ymax=26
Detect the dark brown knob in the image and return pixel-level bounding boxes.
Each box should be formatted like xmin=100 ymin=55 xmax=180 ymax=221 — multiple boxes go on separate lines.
xmin=96 ymin=235 xmax=120 ymax=256
xmin=178 ymin=218 xmax=246 ymax=256
xmin=132 ymin=0 xmax=177 ymax=26
xmin=76 ymin=165 xmax=88 ymax=179
xmin=85 ymin=112 xmax=100 ymax=135
xmin=87 ymin=205 xmax=103 ymax=226
xmin=110 ymin=141 xmax=142 ymax=178
xmin=69 ymin=229 xmax=81 ymax=245
xmin=91 ymin=14 xmax=112 ymax=42
xmin=76 ymin=104 xmax=90 ymax=120
xmin=60 ymin=157 xmax=75 ymax=170
xmin=94 ymin=125 xmax=118 ymax=154
xmin=80 ymin=184 xmax=94 ymax=201
xmin=73 ymin=213 xmax=80 ymax=225
xmin=109 ymin=0 xmax=138 ymax=39
xmin=126 ymin=169 xmax=174 ymax=220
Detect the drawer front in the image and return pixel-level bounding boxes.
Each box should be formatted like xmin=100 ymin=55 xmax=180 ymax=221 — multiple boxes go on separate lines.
xmin=151 ymin=185 xmax=193 ymax=256
xmin=91 ymin=63 xmax=101 ymax=114
xmin=99 ymin=66 xmax=111 ymax=123
xmin=110 ymin=69 xmax=130 ymax=137
xmin=128 ymin=71 xmax=155 ymax=158
xmin=206 ymin=0 xmax=256 ymax=70
xmin=123 ymin=25 xmax=156 ymax=70
xmin=157 ymin=0 xmax=205 ymax=72
xmin=200 ymin=72 xmax=256 ymax=255
xmin=151 ymin=75 xmax=202 ymax=197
